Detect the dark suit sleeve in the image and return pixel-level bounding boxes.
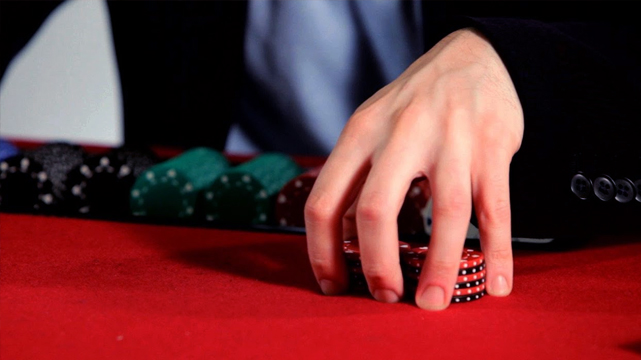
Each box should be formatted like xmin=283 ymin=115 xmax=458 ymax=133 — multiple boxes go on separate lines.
xmin=0 ymin=1 xmax=64 ymax=81
xmin=423 ymin=3 xmax=641 ymax=238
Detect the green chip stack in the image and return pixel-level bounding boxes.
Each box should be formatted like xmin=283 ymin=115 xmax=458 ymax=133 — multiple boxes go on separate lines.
xmin=129 ymin=147 xmax=229 ymax=219
xmin=201 ymin=153 xmax=302 ymax=225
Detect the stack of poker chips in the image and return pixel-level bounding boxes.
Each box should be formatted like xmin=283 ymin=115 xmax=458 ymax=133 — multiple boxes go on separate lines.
xmin=63 ymin=146 xmax=158 ymax=217
xmin=274 ymin=165 xmax=322 ymax=228
xmin=130 ymin=147 xmax=230 ymax=219
xmin=0 ymin=142 xmax=86 ymax=212
xmin=343 ymin=239 xmax=486 ymax=303
xmin=201 ymin=153 xmax=302 ymax=226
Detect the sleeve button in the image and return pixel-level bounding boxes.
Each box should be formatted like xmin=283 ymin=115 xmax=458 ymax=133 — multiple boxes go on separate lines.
xmin=593 ymin=175 xmax=616 ymax=201
xmin=614 ymin=178 xmax=636 ymax=203
xmin=570 ymin=173 xmax=592 ymax=200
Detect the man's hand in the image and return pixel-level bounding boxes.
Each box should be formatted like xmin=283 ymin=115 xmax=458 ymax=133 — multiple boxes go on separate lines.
xmin=305 ymin=28 xmax=524 ymax=310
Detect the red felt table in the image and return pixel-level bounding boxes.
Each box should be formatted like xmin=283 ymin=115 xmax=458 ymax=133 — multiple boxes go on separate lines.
xmin=1 ymin=213 xmax=641 ymax=359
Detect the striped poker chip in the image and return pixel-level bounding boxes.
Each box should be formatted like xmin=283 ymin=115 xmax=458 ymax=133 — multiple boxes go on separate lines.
xmin=274 ymin=165 xmax=322 ymax=228
xmin=454 ymin=277 xmax=485 ymax=289
xmin=130 ymin=147 xmax=229 ymax=219
xmin=451 ymin=290 xmax=486 ymax=303
xmin=456 ymin=270 xmax=486 ymax=285
xmin=452 ymin=283 xmax=485 ymax=297
xmin=201 ymin=153 xmax=302 ymax=226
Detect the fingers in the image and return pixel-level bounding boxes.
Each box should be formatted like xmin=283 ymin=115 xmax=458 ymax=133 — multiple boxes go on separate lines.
xmin=415 ymin=152 xmax=472 ymax=311
xmin=305 ymin=129 xmax=371 ymax=296
xmin=472 ymin=151 xmax=514 ymax=297
xmin=356 ymin=138 xmax=423 ymax=303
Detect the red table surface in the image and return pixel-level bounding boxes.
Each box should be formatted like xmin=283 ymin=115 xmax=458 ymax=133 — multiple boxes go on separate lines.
xmin=1 ymin=213 xmax=641 ymax=360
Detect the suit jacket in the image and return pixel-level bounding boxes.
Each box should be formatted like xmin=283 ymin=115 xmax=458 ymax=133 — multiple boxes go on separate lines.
xmin=1 ymin=1 xmax=639 ymax=238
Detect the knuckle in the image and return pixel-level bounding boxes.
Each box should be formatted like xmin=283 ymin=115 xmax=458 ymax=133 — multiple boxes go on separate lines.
xmin=349 ymin=107 xmax=379 ymax=130
xmin=362 ymin=263 xmax=394 ymax=285
xmin=304 ymin=193 xmax=334 ymax=225
xmin=308 ymin=255 xmax=334 ymax=274
xmin=356 ymin=197 xmax=387 ymax=224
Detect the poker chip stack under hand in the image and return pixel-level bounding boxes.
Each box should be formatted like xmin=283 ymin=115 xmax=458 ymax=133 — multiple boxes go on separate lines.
xmin=343 ymin=239 xmax=486 ymax=303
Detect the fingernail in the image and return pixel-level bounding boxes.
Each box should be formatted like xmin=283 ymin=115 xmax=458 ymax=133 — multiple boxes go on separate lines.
xmin=417 ymin=285 xmax=446 ymax=310
xmin=373 ymin=289 xmax=400 ymax=303
xmin=491 ymin=275 xmax=509 ymax=296
xmin=319 ymin=279 xmax=340 ymax=295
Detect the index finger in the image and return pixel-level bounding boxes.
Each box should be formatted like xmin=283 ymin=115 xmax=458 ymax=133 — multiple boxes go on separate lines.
xmin=304 ymin=140 xmax=370 ymax=295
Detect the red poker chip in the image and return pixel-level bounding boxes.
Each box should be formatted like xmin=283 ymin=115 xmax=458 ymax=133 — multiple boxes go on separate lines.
xmin=455 ymin=271 xmax=486 ymax=284
xmin=452 ymin=283 xmax=485 ymax=297
xmin=451 ymin=290 xmax=486 ymax=303
xmin=274 ymin=166 xmax=322 ymax=228
xmin=342 ymin=239 xmax=361 ymax=261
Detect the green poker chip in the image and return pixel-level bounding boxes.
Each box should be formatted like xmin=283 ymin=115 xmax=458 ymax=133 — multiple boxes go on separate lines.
xmin=201 ymin=152 xmax=302 ymax=225
xmin=129 ymin=147 xmax=229 ymax=219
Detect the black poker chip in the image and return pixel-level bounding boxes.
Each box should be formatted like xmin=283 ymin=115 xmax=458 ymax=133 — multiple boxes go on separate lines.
xmin=0 ymin=142 xmax=85 ymax=212
xmin=63 ymin=146 xmax=158 ymax=217
xmin=0 ymin=154 xmax=53 ymax=211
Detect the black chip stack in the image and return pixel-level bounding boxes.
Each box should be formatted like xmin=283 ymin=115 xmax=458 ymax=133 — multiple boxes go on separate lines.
xmin=63 ymin=146 xmax=158 ymax=218
xmin=343 ymin=239 xmax=487 ymax=304
xmin=0 ymin=142 xmax=85 ymax=212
